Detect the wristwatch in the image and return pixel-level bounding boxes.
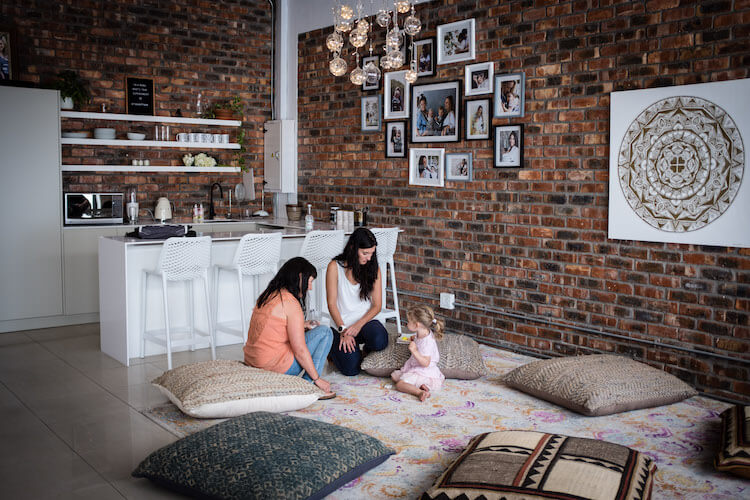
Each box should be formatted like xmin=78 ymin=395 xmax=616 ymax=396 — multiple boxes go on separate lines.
xmin=337 ymin=325 xmax=345 ymax=333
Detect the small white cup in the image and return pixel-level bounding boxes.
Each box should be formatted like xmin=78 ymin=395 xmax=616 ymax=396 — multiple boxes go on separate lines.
xmin=201 ymin=133 xmax=212 ymax=143
xmin=189 ymin=133 xmax=200 ymax=142
xmin=221 ymin=134 xmax=230 ymax=144
xmin=177 ymin=133 xmax=188 ymax=142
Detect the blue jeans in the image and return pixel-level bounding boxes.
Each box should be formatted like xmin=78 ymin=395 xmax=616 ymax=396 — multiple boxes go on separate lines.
xmin=285 ymin=325 xmax=333 ymax=381
xmin=330 ymin=319 xmax=388 ymax=376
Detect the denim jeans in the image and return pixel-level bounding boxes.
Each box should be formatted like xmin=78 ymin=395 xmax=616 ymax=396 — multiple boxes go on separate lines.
xmin=285 ymin=324 xmax=333 ymax=381
xmin=330 ymin=319 xmax=388 ymax=376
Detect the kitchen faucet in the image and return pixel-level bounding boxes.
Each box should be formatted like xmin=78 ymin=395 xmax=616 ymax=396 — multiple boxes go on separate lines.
xmin=209 ymin=182 xmax=223 ymax=220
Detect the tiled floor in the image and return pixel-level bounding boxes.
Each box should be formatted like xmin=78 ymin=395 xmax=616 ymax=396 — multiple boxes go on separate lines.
xmin=0 ymin=323 xmax=244 ymax=499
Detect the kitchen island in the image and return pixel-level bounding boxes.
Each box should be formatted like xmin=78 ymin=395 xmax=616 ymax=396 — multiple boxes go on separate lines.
xmin=99 ymin=219 xmax=353 ymax=366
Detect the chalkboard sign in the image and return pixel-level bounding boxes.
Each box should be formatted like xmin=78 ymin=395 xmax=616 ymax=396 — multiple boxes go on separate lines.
xmin=126 ymin=77 xmax=154 ymax=115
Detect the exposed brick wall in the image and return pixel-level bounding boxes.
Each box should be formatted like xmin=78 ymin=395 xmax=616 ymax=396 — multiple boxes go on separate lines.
xmin=2 ymin=0 xmax=272 ymax=218
xmin=298 ymin=0 xmax=750 ymax=402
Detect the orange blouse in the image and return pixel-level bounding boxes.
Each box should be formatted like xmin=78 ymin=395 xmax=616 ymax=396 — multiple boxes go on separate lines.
xmin=243 ymin=289 xmax=299 ymax=373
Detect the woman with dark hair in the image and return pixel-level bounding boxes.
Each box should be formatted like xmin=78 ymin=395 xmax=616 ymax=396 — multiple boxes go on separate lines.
xmin=244 ymin=257 xmax=335 ymax=398
xmin=441 ymin=95 xmax=455 ymax=136
xmin=326 ymin=227 xmax=388 ymax=375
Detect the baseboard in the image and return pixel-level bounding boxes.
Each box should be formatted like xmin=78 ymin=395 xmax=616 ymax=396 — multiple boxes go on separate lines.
xmin=0 ymin=313 xmax=99 ymax=333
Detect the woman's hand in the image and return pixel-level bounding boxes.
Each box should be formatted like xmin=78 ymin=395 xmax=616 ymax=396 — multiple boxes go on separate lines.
xmin=339 ymin=333 xmax=357 ymax=353
xmin=346 ymin=321 xmax=364 ymax=338
xmin=304 ymin=319 xmax=319 ymax=331
xmin=314 ymin=377 xmax=331 ymax=394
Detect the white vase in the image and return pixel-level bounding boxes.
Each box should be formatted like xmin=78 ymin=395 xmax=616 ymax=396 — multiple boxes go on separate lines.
xmin=60 ymin=97 xmax=74 ymax=110
xmin=242 ymin=169 xmax=256 ymax=201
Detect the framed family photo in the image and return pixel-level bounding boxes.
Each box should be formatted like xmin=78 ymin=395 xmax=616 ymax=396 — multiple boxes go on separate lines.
xmin=409 ymin=148 xmax=445 ymax=187
xmin=437 ymin=18 xmax=475 ymax=65
xmin=494 ymin=72 xmax=525 ymax=118
xmin=494 ymin=124 xmax=523 ymax=168
xmin=361 ymin=95 xmax=381 ymax=131
xmin=362 ymin=55 xmax=380 ymax=91
xmin=413 ymin=38 xmax=435 ymax=77
xmin=384 ymin=70 xmax=409 ymax=120
xmin=385 ymin=121 xmax=407 ymax=158
xmin=0 ymin=26 xmax=17 ymax=81
xmin=411 ymin=80 xmax=460 ymax=143
xmin=445 ymin=152 xmax=472 ymax=181
xmin=465 ymin=62 xmax=493 ymax=96
xmin=465 ymin=98 xmax=491 ymax=140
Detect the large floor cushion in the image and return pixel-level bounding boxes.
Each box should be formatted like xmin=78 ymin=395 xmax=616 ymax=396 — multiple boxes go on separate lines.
xmin=715 ymin=405 xmax=750 ymax=478
xmin=361 ymin=332 xmax=486 ymax=379
xmin=422 ymin=430 xmax=656 ymax=500
xmin=503 ymin=354 xmax=697 ymax=416
xmin=152 ymin=359 xmax=322 ymax=418
xmin=132 ymin=411 xmax=395 ymax=500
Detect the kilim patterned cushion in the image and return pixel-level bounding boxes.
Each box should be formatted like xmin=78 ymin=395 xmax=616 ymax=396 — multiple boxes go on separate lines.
xmin=361 ymin=332 xmax=486 ymax=379
xmin=152 ymin=359 xmax=322 ymax=418
xmin=421 ymin=430 xmax=656 ymax=500
xmin=132 ymin=411 xmax=395 ymax=500
xmin=503 ymin=354 xmax=697 ymax=416
xmin=715 ymin=405 xmax=750 ymax=478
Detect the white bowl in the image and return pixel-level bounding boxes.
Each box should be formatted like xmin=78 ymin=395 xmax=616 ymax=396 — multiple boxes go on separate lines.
xmin=94 ymin=127 xmax=116 ymax=139
xmin=62 ymin=131 xmax=90 ymax=138
xmin=127 ymin=132 xmax=146 ymax=141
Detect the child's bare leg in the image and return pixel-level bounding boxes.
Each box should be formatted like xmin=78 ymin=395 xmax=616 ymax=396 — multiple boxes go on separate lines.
xmin=396 ymin=380 xmax=429 ymax=401
xmin=419 ymin=384 xmax=431 ymax=401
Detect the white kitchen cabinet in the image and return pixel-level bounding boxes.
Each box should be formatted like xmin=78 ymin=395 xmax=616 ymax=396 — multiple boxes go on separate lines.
xmin=0 ymin=87 xmax=63 ymax=325
xmin=63 ymin=227 xmax=119 ymax=315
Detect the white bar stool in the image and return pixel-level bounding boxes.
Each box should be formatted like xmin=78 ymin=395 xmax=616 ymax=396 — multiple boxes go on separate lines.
xmin=300 ymin=229 xmax=345 ymax=320
xmin=213 ymin=232 xmax=282 ymax=342
xmin=372 ymin=227 xmax=402 ymax=333
xmin=140 ymin=236 xmax=215 ymax=370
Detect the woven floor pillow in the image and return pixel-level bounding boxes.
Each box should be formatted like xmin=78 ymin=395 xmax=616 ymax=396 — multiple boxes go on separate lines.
xmin=715 ymin=405 xmax=750 ymax=478
xmin=361 ymin=332 xmax=486 ymax=379
xmin=421 ymin=430 xmax=656 ymax=500
xmin=503 ymin=354 xmax=697 ymax=416
xmin=133 ymin=411 xmax=395 ymax=500
xmin=152 ymin=359 xmax=323 ymax=418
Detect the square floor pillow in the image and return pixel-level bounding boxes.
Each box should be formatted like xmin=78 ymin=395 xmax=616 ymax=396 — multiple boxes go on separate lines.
xmin=132 ymin=411 xmax=395 ymax=500
xmin=152 ymin=359 xmax=323 ymax=418
xmin=503 ymin=354 xmax=697 ymax=416
xmin=361 ymin=332 xmax=486 ymax=379
xmin=715 ymin=404 xmax=750 ymax=478
xmin=421 ymin=430 xmax=656 ymax=500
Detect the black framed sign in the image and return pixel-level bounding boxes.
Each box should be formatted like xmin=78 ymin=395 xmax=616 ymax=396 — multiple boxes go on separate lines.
xmin=126 ymin=77 xmax=154 ymax=115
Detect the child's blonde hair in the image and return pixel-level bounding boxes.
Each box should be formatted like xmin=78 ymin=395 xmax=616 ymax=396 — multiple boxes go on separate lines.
xmin=407 ymin=304 xmax=444 ymax=339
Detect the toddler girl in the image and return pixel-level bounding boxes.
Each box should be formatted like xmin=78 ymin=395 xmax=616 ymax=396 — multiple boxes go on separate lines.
xmin=391 ymin=305 xmax=445 ymax=401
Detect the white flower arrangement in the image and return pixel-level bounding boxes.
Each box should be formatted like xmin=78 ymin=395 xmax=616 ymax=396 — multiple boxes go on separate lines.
xmin=182 ymin=153 xmax=194 ymax=166
xmin=194 ymin=153 xmax=217 ymax=168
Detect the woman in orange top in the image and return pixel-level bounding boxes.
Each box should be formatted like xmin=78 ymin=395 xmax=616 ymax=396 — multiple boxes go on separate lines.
xmin=244 ymin=257 xmax=335 ymax=399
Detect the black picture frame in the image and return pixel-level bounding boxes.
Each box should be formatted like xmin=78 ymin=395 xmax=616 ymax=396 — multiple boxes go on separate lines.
xmin=0 ymin=25 xmax=18 ymax=82
xmin=385 ymin=121 xmax=407 ymax=158
xmin=362 ymin=55 xmax=380 ymax=91
xmin=413 ymin=38 xmax=435 ymax=77
xmin=411 ymin=80 xmax=461 ymax=143
xmin=126 ymin=77 xmax=154 ymax=115
xmin=465 ymin=98 xmax=491 ymax=141
xmin=494 ymin=124 xmax=524 ymax=168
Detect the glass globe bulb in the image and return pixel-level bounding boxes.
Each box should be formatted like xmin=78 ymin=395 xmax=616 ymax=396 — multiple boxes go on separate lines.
xmin=403 ymin=13 xmax=421 ymax=36
xmin=350 ymin=66 xmax=366 ymax=85
xmin=405 ymin=68 xmax=417 ymax=83
xmin=339 ymin=4 xmax=354 ymax=20
xmin=329 ymin=56 xmax=348 ymax=77
xmin=380 ymin=54 xmax=393 ymax=70
xmin=356 ymin=18 xmax=369 ymax=33
xmin=388 ymin=49 xmax=404 ymax=68
xmin=375 ymin=9 xmax=390 ymax=28
xmin=350 ymin=29 xmax=367 ymax=48
xmin=335 ymin=19 xmax=352 ymax=32
xmin=395 ymin=1 xmax=410 ymax=14
xmin=386 ymin=29 xmax=403 ymax=50
xmin=364 ymin=60 xmax=381 ymax=82
xmin=326 ymin=31 xmax=343 ymax=52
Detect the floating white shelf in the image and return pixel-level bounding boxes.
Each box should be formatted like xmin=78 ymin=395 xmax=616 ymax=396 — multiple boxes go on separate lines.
xmin=60 ymin=138 xmax=240 ymax=149
xmin=60 ymin=111 xmax=242 ymax=127
xmin=61 ymin=165 xmax=241 ymax=173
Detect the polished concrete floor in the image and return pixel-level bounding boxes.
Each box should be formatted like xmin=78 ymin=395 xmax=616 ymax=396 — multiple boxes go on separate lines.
xmin=0 ymin=323 xmax=244 ymax=499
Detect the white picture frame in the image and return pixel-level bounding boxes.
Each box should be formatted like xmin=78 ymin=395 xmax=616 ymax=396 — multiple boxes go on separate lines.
xmin=437 ymin=18 xmax=476 ymax=65
xmin=384 ymin=70 xmax=410 ymax=120
xmin=445 ymin=152 xmax=472 ymax=181
xmin=361 ymin=95 xmax=381 ymax=132
xmin=494 ymin=72 xmax=525 ymax=118
xmin=409 ymin=148 xmax=445 ymax=187
xmin=465 ymin=62 xmax=493 ymax=96
xmin=413 ymin=38 xmax=435 ymax=77
xmin=465 ymin=98 xmax=491 ymax=140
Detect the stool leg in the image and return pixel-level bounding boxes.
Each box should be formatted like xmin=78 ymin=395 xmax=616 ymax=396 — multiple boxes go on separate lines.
xmin=140 ymin=272 xmax=148 ymax=358
xmin=161 ymin=277 xmax=173 ymax=370
xmin=203 ymin=272 xmax=216 ymax=360
xmin=390 ymin=261 xmax=402 ymax=334
xmin=237 ymin=270 xmax=246 ymax=342
xmin=187 ymin=279 xmax=195 ymax=351
xmin=212 ymin=267 xmax=220 ymax=335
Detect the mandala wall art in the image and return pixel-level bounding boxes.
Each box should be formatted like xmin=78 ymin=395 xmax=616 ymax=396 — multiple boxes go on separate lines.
xmin=609 ymin=79 xmax=749 ymax=248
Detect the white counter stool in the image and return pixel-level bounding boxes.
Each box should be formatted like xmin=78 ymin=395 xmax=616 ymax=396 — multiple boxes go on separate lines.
xmin=140 ymin=236 xmax=215 ymax=370
xmin=212 ymin=232 xmax=282 ymax=342
xmin=372 ymin=227 xmax=402 ymax=333
xmin=300 ymin=229 xmax=344 ymax=321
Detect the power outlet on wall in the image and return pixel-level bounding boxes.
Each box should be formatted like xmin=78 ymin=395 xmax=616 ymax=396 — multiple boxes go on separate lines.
xmin=440 ymin=292 xmax=455 ymax=310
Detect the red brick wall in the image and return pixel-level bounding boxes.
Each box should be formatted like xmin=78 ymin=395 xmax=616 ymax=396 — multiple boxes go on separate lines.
xmin=298 ymin=0 xmax=750 ymax=402
xmin=2 ymin=0 xmax=272 ymax=218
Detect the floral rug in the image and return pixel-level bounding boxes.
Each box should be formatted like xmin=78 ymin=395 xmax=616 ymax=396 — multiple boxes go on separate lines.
xmin=142 ymin=346 xmax=748 ymax=499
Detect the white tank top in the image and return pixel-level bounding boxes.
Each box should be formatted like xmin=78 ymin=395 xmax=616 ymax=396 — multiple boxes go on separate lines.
xmin=336 ymin=262 xmax=371 ymax=327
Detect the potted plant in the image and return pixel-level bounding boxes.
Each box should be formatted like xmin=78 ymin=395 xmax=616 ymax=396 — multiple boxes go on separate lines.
xmin=53 ymin=70 xmax=91 ymax=110
xmin=203 ymin=96 xmax=244 ymax=120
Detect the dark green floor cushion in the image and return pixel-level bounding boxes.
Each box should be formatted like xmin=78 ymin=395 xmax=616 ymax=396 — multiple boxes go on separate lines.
xmin=132 ymin=411 xmax=395 ymax=500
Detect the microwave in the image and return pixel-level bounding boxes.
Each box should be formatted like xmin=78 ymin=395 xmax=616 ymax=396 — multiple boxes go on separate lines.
xmin=64 ymin=193 xmax=124 ymax=225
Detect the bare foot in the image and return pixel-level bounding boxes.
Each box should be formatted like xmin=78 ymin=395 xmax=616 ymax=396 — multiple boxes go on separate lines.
xmin=419 ymin=385 xmax=431 ymax=402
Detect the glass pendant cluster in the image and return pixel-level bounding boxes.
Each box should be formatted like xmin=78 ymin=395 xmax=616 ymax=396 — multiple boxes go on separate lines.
xmin=326 ymin=1 xmax=422 ymax=86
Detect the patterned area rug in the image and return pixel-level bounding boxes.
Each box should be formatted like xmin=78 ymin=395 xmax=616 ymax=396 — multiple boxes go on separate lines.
xmin=141 ymin=346 xmax=748 ymax=499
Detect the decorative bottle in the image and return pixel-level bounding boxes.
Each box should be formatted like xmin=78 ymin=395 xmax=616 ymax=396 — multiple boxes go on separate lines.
xmin=305 ymin=204 xmax=314 ymax=230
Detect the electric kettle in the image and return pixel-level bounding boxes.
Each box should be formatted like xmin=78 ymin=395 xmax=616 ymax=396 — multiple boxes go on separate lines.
xmin=154 ymin=197 xmax=173 ymax=222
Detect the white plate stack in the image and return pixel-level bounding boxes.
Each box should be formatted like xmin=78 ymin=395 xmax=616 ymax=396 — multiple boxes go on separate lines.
xmin=94 ymin=128 xmax=116 ymax=140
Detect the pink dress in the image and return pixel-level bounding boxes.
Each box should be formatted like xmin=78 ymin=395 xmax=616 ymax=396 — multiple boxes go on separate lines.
xmin=391 ymin=332 xmax=445 ymax=392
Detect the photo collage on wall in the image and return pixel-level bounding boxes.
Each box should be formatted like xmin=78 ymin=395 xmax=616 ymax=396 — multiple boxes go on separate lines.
xmin=359 ymin=16 xmax=526 ymax=186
